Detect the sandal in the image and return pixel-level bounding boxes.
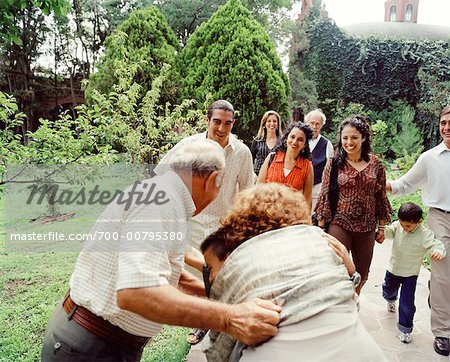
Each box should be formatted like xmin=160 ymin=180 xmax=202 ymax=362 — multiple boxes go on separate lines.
xmin=187 ymin=328 xmax=208 ymax=345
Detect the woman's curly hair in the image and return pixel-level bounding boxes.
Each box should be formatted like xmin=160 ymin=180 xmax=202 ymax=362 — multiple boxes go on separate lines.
xmin=219 ymin=183 xmax=311 ymax=254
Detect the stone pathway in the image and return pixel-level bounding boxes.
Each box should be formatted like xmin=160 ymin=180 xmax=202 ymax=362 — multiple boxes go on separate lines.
xmin=187 ymin=238 xmax=448 ymax=361
xmin=359 ymin=238 xmax=447 ymax=361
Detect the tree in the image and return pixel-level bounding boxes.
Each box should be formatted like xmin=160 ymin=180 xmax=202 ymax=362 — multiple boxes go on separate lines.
xmin=86 ymin=5 xmax=179 ymax=99
xmin=177 ymin=0 xmax=290 ymax=143
xmin=0 ymin=0 xmax=68 ymax=45
xmin=101 ymin=0 xmax=295 ymax=47
xmin=1 ymin=1 xmax=59 ymax=137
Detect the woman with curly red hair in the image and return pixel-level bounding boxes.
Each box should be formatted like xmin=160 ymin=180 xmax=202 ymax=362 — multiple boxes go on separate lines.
xmin=200 ymin=183 xmax=386 ymax=362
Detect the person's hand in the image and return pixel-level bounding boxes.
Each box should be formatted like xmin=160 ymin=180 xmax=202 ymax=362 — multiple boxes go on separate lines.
xmin=323 ymin=233 xmax=355 ymax=276
xmin=431 ymin=252 xmax=444 ymax=261
xmin=375 ymin=229 xmax=385 ymax=244
xmin=225 ymin=298 xmax=281 ymax=346
xmin=386 ymin=182 xmax=392 ymax=193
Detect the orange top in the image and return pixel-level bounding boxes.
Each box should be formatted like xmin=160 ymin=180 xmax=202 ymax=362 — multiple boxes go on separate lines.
xmin=266 ymin=152 xmax=311 ymax=191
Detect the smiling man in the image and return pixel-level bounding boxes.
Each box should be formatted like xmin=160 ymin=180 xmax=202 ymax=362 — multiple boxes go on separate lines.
xmin=387 ymin=105 xmax=450 ymax=356
xmin=155 ymin=100 xmax=254 ymax=268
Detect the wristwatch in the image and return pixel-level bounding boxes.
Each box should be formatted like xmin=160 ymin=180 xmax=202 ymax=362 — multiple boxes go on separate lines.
xmin=349 ymin=271 xmax=361 ymax=287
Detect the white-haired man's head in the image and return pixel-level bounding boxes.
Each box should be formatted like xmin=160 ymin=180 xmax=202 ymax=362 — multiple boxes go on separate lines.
xmin=169 ymin=140 xmax=225 ymax=178
xmin=304 ymin=109 xmax=326 ymax=140
xmin=170 ymin=140 xmax=226 ymax=214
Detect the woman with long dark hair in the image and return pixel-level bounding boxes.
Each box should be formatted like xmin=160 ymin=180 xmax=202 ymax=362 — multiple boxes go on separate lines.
xmin=257 ymin=122 xmax=313 ymax=210
xmin=315 ymin=115 xmax=392 ymax=294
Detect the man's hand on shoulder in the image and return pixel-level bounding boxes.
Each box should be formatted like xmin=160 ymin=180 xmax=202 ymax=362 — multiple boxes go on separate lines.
xmin=223 ymin=298 xmax=281 ymax=346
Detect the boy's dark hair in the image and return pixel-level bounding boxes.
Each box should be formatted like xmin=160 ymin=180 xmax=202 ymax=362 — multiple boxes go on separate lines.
xmin=200 ymin=227 xmax=229 ymax=261
xmin=398 ymin=202 xmax=422 ymax=223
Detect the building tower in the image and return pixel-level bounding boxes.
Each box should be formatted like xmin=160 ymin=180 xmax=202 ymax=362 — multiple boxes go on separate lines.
xmin=384 ymin=0 xmax=420 ymax=23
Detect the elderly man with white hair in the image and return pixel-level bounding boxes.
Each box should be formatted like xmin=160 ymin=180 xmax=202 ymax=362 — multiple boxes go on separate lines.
xmin=41 ymin=141 xmax=281 ymax=362
xmin=304 ymin=109 xmax=333 ymax=210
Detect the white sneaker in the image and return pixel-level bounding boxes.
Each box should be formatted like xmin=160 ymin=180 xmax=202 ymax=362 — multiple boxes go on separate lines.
xmin=398 ymin=332 xmax=412 ymax=343
xmin=387 ymin=300 xmax=396 ymax=313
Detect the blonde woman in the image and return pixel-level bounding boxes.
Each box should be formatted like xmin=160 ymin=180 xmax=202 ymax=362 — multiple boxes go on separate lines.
xmin=251 ymin=110 xmax=281 ymax=175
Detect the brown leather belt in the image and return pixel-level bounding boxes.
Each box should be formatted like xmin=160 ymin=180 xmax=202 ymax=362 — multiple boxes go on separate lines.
xmin=63 ymin=291 xmax=150 ymax=350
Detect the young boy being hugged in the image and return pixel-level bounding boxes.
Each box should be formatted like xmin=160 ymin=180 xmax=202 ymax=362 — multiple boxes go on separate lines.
xmin=380 ymin=202 xmax=446 ymax=344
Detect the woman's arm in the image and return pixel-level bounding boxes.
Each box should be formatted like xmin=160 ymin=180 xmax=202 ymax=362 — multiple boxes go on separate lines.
xmin=303 ymin=163 xmax=314 ymax=213
xmin=374 ymin=160 xmax=392 ymax=231
xmin=250 ymin=139 xmax=258 ymax=160
xmin=257 ymin=154 xmax=271 ymax=183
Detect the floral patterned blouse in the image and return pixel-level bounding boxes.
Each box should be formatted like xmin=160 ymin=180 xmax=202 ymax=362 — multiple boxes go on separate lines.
xmin=315 ymin=154 xmax=392 ymax=232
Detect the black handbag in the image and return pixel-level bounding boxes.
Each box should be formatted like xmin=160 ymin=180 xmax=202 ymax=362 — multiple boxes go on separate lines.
xmin=322 ymin=158 xmax=339 ymax=232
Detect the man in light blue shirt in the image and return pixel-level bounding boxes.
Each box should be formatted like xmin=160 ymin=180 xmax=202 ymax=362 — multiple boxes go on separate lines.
xmin=387 ymin=105 xmax=450 ymax=356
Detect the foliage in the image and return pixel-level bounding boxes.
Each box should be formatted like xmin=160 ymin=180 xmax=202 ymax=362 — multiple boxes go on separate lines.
xmin=86 ymin=5 xmax=179 ymax=100
xmin=288 ymin=0 xmax=327 ymax=121
xmin=416 ymin=52 xmax=450 ymax=148
xmin=1 ymin=60 xmax=206 ymax=188
xmin=386 ymin=168 xmax=425 ymax=222
xmin=393 ymin=148 xmax=423 ymax=172
xmin=291 ymin=12 xmax=450 ymax=146
xmin=371 ymin=120 xmax=389 ymax=157
xmin=0 ymin=0 xmax=69 ymax=45
xmin=85 ymin=63 xmax=205 ymax=164
xmin=0 ymin=1 xmax=71 ymax=136
xmin=102 ymin=0 xmax=296 ymax=47
xmin=389 ymin=104 xmax=423 ymax=157
xmin=177 ymin=0 xmax=290 ymax=143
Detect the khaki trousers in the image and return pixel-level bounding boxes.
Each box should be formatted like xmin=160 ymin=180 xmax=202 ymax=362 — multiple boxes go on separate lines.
xmin=428 ymin=208 xmax=450 ymax=338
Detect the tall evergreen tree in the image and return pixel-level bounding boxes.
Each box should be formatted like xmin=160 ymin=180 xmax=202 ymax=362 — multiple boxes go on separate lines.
xmin=86 ymin=5 xmax=179 ymax=99
xmin=177 ymin=0 xmax=290 ymax=142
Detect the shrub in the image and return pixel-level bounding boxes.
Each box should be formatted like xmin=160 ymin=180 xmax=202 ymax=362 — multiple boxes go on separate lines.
xmin=177 ymin=0 xmax=290 ymax=143
xmin=86 ymin=6 xmax=179 ymax=100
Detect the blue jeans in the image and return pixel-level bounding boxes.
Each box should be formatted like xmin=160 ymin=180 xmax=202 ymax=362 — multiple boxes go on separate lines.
xmin=382 ymin=270 xmax=418 ymax=333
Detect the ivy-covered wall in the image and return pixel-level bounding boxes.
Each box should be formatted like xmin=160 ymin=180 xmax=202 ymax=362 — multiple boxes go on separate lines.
xmin=292 ymin=13 xmax=450 ymax=148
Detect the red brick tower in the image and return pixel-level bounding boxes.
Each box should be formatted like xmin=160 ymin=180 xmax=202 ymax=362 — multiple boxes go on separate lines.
xmin=384 ymin=0 xmax=420 ymax=23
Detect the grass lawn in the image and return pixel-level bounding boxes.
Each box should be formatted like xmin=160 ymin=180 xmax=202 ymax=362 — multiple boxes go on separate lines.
xmin=0 ymin=196 xmax=190 ymax=362
xmin=0 ymin=166 xmax=426 ymax=361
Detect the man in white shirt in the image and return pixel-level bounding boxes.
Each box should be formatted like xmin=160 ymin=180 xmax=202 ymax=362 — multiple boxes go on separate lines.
xmin=41 ymin=141 xmax=280 ymax=362
xmin=154 ymin=100 xmax=254 ymax=270
xmin=387 ymin=105 xmax=450 ymax=356
xmin=305 ymin=109 xmax=333 ymax=210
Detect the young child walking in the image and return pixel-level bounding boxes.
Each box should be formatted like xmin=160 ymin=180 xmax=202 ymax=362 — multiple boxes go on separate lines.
xmin=380 ymin=202 xmax=446 ymax=343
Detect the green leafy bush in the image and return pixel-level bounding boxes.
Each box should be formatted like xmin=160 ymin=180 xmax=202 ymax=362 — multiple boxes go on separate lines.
xmin=86 ymin=5 xmax=179 ymax=100
xmin=371 ymin=120 xmax=389 ymax=157
xmin=177 ymin=0 xmax=290 ymax=142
